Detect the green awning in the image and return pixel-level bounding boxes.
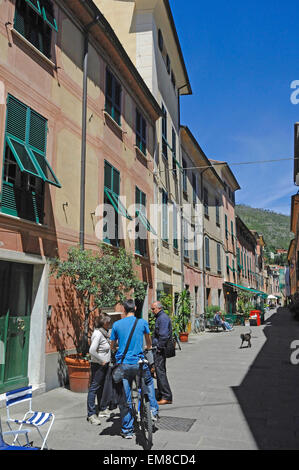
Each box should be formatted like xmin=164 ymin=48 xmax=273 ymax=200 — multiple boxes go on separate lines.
xmin=225 ymin=282 xmax=267 ymax=297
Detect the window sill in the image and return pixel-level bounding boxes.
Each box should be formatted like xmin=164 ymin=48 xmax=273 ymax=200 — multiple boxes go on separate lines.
xmin=135 ymin=252 xmax=149 ymax=260
xmin=0 ymin=210 xmax=47 ymax=228
xmin=162 ymin=239 xmax=169 ymax=249
xmin=103 ymin=111 xmax=124 ymax=136
xmin=11 ymin=28 xmax=56 ymax=69
xmin=134 ymin=145 xmax=148 ymax=161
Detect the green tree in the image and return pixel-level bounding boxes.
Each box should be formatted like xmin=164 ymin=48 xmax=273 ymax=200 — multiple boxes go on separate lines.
xmin=51 ymin=243 xmax=146 ymax=356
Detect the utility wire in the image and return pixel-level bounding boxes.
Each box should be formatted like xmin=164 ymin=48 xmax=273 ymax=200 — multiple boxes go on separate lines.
xmin=156 ymin=156 xmax=296 ymax=173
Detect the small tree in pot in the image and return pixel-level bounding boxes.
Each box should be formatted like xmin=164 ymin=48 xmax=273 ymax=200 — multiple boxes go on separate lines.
xmin=177 ymin=289 xmax=191 ymax=342
xmin=51 ymin=243 xmax=146 ymax=392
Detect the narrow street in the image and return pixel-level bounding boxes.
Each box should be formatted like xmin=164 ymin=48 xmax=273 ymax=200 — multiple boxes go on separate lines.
xmin=1 ymin=307 xmax=299 ymax=451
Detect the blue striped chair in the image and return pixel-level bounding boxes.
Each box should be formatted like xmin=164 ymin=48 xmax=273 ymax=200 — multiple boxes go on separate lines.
xmin=0 ymin=417 xmax=39 ymax=450
xmin=5 ymin=386 xmax=55 ymax=450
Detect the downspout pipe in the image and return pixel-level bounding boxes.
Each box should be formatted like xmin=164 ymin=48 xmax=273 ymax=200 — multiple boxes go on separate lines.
xmin=200 ymin=167 xmax=210 ymax=312
xmin=79 ymin=16 xmax=99 ymax=250
xmin=177 ymin=83 xmax=188 ymax=292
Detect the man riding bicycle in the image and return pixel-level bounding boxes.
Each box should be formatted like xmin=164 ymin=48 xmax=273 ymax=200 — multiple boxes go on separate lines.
xmin=110 ymin=299 xmax=159 ymax=439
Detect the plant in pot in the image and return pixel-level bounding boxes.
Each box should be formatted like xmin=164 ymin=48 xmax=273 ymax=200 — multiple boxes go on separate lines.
xmin=176 ymin=289 xmax=191 ymax=342
xmin=51 ymin=243 xmax=146 ymax=392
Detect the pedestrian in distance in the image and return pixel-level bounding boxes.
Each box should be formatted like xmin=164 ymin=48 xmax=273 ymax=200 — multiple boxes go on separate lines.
xmin=213 ymin=311 xmax=228 ymax=331
xmin=110 ymin=299 xmax=159 ymax=439
xmin=151 ymin=301 xmax=173 ymax=405
xmin=87 ymin=312 xmax=111 ymax=425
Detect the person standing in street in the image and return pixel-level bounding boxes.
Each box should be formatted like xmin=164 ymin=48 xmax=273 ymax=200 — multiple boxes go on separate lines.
xmin=110 ymin=299 xmax=159 ymax=439
xmin=151 ymin=301 xmax=173 ymax=405
xmin=87 ymin=313 xmax=111 ymax=425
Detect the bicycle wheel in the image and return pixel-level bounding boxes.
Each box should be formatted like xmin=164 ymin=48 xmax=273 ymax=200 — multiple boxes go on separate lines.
xmin=131 ymin=379 xmax=139 ymax=422
xmin=140 ymin=393 xmax=153 ymax=450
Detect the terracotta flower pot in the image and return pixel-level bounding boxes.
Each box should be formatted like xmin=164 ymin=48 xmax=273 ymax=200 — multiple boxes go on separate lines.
xmin=179 ymin=332 xmax=189 ymax=342
xmin=65 ymin=354 xmax=91 ymax=393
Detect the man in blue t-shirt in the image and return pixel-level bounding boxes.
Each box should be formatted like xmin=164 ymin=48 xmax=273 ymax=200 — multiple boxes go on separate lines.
xmin=110 ymin=299 xmax=159 ymax=439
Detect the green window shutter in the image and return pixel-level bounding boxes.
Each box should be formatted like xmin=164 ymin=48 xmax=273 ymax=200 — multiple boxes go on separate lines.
xmin=217 ymin=243 xmax=221 ymax=273
xmin=173 ymin=202 xmax=178 ymax=249
xmin=25 ymin=0 xmax=42 ymax=15
xmin=14 ymin=6 xmax=26 ymax=37
xmin=41 ymin=0 xmax=58 ymax=31
xmin=105 ymin=69 xmax=121 ymax=125
xmin=194 ymin=231 xmax=198 ymax=263
xmin=225 ymin=215 xmax=228 ymax=238
xmin=1 ymin=182 xmax=18 ymax=217
xmin=136 ymin=110 xmax=146 ymax=155
xmin=205 ymin=237 xmax=210 ymax=268
xmin=29 ymin=110 xmax=47 ymax=153
xmin=172 ymin=128 xmax=176 ymax=171
xmin=162 ymin=190 xmax=168 ymax=241
xmin=6 ymin=96 xmax=27 ymax=142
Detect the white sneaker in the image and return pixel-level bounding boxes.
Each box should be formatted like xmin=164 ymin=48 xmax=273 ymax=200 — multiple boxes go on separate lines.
xmin=98 ymin=409 xmax=112 ymax=418
xmin=87 ymin=414 xmax=101 ymax=425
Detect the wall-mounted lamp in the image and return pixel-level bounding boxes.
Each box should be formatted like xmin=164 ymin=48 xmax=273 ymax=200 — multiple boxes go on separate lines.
xmin=47 ymin=305 xmax=52 ymax=320
xmin=63 ymin=202 xmax=68 ymax=209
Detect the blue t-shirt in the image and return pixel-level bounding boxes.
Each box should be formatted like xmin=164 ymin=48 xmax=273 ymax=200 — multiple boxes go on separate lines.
xmin=110 ymin=316 xmax=150 ymax=365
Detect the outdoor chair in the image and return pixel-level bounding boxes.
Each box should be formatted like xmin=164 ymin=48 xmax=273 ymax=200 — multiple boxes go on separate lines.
xmin=5 ymin=386 xmax=55 ymax=450
xmin=0 ymin=416 xmax=39 ymax=450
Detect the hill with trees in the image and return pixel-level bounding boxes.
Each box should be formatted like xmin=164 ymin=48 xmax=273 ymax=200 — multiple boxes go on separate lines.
xmin=235 ymin=205 xmax=293 ymax=262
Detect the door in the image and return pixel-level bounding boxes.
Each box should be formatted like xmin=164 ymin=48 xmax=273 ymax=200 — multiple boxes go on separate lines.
xmin=0 ymin=261 xmax=33 ymax=393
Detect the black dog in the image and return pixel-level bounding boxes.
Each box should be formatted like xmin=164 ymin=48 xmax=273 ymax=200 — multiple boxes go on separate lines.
xmin=240 ymin=329 xmax=252 ymax=348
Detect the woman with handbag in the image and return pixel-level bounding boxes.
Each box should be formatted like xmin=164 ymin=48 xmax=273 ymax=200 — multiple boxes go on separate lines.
xmin=87 ymin=313 xmax=111 ymax=425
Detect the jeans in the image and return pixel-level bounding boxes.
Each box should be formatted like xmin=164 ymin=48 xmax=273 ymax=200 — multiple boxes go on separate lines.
xmin=120 ymin=363 xmax=159 ymax=435
xmin=87 ymin=362 xmax=108 ymax=417
xmin=154 ymin=349 xmax=172 ymax=401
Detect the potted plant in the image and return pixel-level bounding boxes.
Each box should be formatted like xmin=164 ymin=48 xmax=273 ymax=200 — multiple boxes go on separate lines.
xmin=177 ymin=289 xmax=191 ymax=342
xmin=51 ymin=243 xmax=146 ymax=392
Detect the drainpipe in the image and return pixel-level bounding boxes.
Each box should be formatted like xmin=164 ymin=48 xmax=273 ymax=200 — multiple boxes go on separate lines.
xmin=200 ymin=167 xmax=210 ymax=312
xmin=79 ymin=17 xmax=99 ymax=250
xmin=177 ymin=84 xmax=188 ymax=292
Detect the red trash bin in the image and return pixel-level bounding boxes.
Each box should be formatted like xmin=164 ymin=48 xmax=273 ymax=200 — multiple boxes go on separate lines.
xmin=249 ymin=310 xmax=261 ymax=326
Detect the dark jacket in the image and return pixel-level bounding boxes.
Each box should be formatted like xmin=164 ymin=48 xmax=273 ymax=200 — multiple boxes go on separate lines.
xmin=152 ymin=309 xmax=172 ymax=350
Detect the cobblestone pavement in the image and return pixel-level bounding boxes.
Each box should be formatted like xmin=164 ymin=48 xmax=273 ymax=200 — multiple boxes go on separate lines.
xmin=1 ymin=307 xmax=299 ymax=450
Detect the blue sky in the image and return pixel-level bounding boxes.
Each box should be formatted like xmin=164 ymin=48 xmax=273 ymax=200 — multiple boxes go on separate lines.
xmin=171 ymin=0 xmax=299 ymax=215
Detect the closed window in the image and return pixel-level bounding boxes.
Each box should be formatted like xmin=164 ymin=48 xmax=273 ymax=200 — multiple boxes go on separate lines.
xmin=204 ymin=188 xmax=209 ymax=216
xmin=182 ymin=158 xmax=187 ymax=193
xmin=105 ymin=69 xmax=122 ymax=125
xmin=173 ymin=202 xmax=178 ymax=249
xmin=162 ymin=190 xmax=168 ymax=242
xmin=136 ymin=109 xmax=146 ymax=155
xmin=217 ymin=243 xmax=221 ymax=274
xmin=205 ymin=237 xmax=210 ymax=269
xmin=135 ymin=187 xmax=147 ymax=257
xmin=162 ymin=104 xmax=167 ymax=160
xmin=215 ymin=198 xmax=220 ymax=225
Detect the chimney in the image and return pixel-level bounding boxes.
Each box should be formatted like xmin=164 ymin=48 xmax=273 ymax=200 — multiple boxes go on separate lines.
xmin=294 ymin=123 xmax=299 ymax=185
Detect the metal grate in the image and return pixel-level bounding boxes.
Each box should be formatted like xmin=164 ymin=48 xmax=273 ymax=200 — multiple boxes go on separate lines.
xmin=157 ymin=416 xmax=196 ymax=433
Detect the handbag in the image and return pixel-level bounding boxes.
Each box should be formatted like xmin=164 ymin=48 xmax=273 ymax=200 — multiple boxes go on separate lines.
xmin=165 ymin=335 xmax=176 ymax=358
xmin=112 ymin=317 xmax=139 ymax=383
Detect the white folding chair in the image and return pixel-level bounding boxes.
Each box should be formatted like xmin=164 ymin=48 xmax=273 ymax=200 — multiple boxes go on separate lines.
xmin=5 ymin=386 xmax=55 ymax=450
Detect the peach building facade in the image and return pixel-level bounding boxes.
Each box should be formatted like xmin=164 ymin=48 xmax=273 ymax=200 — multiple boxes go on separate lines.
xmin=0 ymin=0 xmax=161 ymax=394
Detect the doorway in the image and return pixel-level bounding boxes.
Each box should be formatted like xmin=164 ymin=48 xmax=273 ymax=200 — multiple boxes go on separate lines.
xmin=0 ymin=261 xmax=33 ymax=393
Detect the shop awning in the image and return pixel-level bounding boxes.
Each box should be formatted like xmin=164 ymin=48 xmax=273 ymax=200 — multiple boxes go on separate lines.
xmin=225 ymin=282 xmax=267 ymax=298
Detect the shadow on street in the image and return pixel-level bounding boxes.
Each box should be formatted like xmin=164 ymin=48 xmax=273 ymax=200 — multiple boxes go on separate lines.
xmin=232 ymin=307 xmax=299 ymax=449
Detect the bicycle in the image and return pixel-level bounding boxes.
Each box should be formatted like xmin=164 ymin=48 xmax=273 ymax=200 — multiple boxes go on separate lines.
xmin=130 ymin=356 xmax=155 ymax=450
xmin=193 ymin=313 xmax=205 ymax=333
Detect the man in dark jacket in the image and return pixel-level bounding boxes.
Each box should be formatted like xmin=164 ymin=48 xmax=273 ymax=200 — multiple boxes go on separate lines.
xmin=151 ymin=301 xmax=173 ymax=405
